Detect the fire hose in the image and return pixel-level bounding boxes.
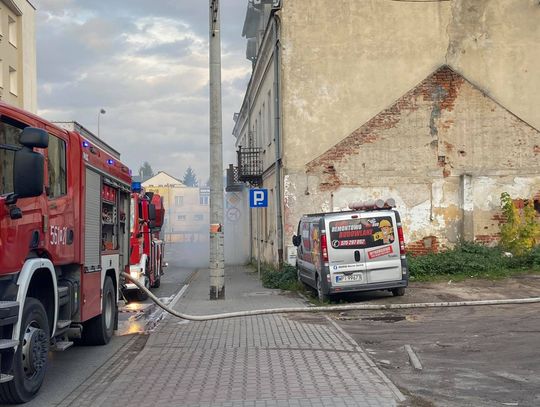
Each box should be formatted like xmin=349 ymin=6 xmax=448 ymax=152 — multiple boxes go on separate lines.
xmin=121 ymin=272 xmax=540 ymax=322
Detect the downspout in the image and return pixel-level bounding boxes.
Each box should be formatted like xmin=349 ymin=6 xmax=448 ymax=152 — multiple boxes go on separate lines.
xmin=273 ymin=13 xmax=284 ymax=267
xmin=247 ymin=94 xmax=253 ymax=261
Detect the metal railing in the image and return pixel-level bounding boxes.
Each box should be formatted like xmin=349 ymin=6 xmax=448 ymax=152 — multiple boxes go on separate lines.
xmin=237 ymin=147 xmax=262 ymax=186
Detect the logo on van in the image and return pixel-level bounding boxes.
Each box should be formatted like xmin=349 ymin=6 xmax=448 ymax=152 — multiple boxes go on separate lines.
xmin=329 ymin=216 xmax=394 ymax=250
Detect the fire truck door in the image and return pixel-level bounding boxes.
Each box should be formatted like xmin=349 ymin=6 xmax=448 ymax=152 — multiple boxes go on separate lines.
xmin=46 ymin=134 xmax=75 ymax=263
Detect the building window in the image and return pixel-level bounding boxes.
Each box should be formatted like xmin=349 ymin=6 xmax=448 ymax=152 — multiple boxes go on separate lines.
xmin=262 ymin=102 xmax=266 ymax=147
xmin=258 ymin=111 xmax=262 ymax=147
xmin=9 ymin=66 xmax=17 ymax=96
xmin=177 ymin=215 xmax=186 ymax=221
xmin=47 ymin=135 xmax=67 ymax=198
xmin=175 ymin=196 xmax=183 ymax=207
xmin=8 ymin=16 xmax=16 ymax=47
xmin=267 ymin=91 xmax=272 ymax=146
xmin=194 ymin=214 xmax=203 ymax=221
xmin=200 ymin=195 xmax=209 ymax=205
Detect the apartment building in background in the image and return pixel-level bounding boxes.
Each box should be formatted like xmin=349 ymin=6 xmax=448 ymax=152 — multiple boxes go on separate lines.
xmin=143 ymin=172 xmax=210 ymax=243
xmin=0 ymin=0 xmax=36 ymax=112
xmin=232 ymin=0 xmax=540 ymax=265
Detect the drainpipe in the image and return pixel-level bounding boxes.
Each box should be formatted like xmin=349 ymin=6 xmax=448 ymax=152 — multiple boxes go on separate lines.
xmin=248 ymin=94 xmax=253 ymax=262
xmin=273 ymin=14 xmax=284 ymax=267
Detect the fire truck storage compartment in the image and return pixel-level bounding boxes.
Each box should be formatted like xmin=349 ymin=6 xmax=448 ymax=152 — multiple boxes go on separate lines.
xmin=101 ymin=183 xmax=118 ymax=252
xmin=84 ymin=168 xmax=101 ymax=270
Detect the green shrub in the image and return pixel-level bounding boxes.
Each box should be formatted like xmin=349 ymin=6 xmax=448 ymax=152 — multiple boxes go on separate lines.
xmin=260 ymin=263 xmax=302 ymax=291
xmin=408 ymin=242 xmax=540 ymax=281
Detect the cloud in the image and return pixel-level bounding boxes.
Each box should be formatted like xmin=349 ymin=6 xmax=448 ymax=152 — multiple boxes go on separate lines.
xmin=34 ymin=0 xmax=251 ymax=182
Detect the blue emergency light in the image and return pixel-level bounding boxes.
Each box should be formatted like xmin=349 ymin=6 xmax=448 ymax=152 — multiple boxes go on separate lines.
xmin=132 ymin=181 xmax=142 ymax=192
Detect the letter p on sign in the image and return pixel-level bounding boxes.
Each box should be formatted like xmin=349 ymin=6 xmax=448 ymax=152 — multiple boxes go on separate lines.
xmin=250 ymin=189 xmax=268 ymax=208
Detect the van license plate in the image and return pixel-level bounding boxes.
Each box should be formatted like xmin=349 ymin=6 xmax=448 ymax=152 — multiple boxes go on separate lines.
xmin=336 ymin=274 xmax=363 ymax=283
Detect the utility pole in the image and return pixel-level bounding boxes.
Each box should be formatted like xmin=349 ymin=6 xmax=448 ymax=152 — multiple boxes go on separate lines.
xmin=209 ymin=0 xmax=225 ymax=300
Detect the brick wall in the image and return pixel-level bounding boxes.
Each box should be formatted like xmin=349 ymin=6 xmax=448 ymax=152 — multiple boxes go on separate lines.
xmin=406 ymin=236 xmax=439 ymax=256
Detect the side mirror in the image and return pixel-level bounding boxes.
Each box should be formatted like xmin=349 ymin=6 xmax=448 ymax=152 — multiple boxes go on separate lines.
xmin=148 ymin=204 xmax=156 ymax=221
xmin=13 ymin=147 xmax=44 ymax=198
xmin=292 ymin=235 xmax=300 ymax=247
xmin=20 ymin=127 xmax=48 ymax=149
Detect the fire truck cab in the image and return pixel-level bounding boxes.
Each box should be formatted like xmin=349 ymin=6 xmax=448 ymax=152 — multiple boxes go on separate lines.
xmin=0 ymin=102 xmax=131 ymax=403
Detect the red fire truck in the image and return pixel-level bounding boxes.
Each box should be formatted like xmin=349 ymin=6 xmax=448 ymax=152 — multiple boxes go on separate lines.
xmin=0 ymin=102 xmax=132 ymax=403
xmin=124 ymin=185 xmax=165 ymax=301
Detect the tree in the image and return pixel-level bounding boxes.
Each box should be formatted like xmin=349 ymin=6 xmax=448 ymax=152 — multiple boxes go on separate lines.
xmin=182 ymin=166 xmax=199 ymax=187
xmin=139 ymin=161 xmax=154 ymax=182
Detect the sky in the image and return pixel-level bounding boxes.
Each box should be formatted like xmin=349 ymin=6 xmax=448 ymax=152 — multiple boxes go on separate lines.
xmin=34 ymin=0 xmax=252 ymax=184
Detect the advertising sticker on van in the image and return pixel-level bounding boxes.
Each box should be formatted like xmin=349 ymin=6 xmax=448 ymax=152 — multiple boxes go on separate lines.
xmin=329 ymin=216 xmax=394 ymax=250
xmin=367 ymin=245 xmax=393 ymax=259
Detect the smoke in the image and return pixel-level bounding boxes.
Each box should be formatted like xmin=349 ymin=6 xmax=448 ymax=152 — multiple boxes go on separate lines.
xmin=165 ymin=241 xmax=210 ymax=269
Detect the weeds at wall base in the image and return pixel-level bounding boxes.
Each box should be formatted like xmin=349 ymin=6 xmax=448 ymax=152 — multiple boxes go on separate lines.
xmin=408 ymin=242 xmax=540 ymax=282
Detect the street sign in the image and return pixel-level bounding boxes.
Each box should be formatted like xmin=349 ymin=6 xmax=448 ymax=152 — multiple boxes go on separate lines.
xmin=226 ymin=207 xmax=241 ymax=222
xmin=250 ymin=189 xmax=268 ymax=208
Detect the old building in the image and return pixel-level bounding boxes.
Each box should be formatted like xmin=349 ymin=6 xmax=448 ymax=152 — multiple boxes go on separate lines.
xmin=232 ymin=0 xmax=540 ymax=264
xmin=0 ymin=0 xmax=36 ymax=112
xmin=142 ymin=172 xmax=210 ymax=243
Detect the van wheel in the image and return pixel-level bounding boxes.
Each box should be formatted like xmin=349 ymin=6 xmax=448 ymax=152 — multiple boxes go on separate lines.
xmin=316 ymin=274 xmax=329 ymax=302
xmin=392 ymin=287 xmax=405 ymax=297
xmin=0 ymin=298 xmax=49 ymax=404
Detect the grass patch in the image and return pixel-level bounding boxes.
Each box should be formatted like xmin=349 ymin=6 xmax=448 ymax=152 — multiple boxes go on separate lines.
xmin=408 ymin=243 xmax=540 ymax=282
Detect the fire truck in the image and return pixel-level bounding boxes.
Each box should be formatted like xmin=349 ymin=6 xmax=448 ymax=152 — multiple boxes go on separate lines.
xmin=0 ymin=102 xmax=132 ymax=403
xmin=124 ymin=183 xmax=165 ymax=301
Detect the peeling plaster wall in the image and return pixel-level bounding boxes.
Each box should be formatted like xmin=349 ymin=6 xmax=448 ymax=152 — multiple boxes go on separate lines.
xmin=446 ymin=0 xmax=540 ymax=132
xmin=280 ymin=0 xmax=451 ymax=172
xmin=240 ymin=0 xmax=540 ymax=263
xmin=279 ymin=0 xmax=540 ymax=173
xmin=285 ymin=67 xmax=540 ymax=252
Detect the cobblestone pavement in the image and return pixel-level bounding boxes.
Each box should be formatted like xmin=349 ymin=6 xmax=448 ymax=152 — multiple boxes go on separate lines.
xmin=60 ymin=267 xmax=404 ymax=407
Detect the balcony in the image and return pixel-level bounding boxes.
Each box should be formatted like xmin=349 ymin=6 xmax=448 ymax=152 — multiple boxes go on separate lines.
xmin=237 ymin=146 xmax=262 ymax=186
xmin=226 ymin=164 xmax=244 ymax=192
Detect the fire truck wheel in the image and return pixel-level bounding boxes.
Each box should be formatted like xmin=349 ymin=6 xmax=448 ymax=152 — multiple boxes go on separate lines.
xmin=151 ymin=266 xmax=161 ymax=289
xmin=136 ymin=277 xmax=149 ymax=301
xmin=81 ymin=276 xmax=116 ymax=345
xmin=0 ymin=298 xmax=50 ymax=404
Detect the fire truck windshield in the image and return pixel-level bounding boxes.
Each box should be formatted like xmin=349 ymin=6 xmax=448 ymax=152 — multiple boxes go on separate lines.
xmin=0 ymin=120 xmax=23 ymax=195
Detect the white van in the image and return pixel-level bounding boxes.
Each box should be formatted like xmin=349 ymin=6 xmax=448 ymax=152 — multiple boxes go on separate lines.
xmin=292 ymin=202 xmax=408 ymax=301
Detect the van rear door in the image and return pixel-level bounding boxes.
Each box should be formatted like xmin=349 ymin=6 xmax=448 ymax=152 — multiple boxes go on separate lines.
xmin=325 ymin=213 xmax=368 ymax=287
xmin=360 ymin=211 xmax=402 ymax=283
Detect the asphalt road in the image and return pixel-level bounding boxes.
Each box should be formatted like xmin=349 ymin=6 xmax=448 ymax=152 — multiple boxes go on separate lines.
xmin=5 ymin=242 xmax=201 ymax=407
xmin=334 ymin=276 xmax=540 ymax=407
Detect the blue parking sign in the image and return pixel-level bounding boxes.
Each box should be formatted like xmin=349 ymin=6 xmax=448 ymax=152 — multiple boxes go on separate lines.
xmin=250 ymin=189 xmax=268 ymax=208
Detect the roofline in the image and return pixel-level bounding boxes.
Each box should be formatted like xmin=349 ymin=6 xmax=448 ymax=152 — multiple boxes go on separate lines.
xmin=3 ymin=0 xmax=23 ymax=15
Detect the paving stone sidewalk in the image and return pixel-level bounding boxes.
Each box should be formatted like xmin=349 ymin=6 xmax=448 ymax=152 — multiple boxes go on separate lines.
xmin=61 ymin=266 xmax=404 ymax=407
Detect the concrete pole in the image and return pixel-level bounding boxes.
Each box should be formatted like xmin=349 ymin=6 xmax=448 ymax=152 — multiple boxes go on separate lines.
xmin=209 ymin=0 xmax=225 ymax=300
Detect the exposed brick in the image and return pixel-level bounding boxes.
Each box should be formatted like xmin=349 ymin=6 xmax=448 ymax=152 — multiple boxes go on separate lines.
xmin=406 ymin=235 xmax=439 ymax=256
xmin=306 ymin=65 xmax=466 ymax=191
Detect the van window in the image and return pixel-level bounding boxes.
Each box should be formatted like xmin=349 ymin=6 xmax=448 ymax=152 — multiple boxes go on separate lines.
xmin=300 ymin=222 xmax=311 ymax=252
xmin=329 ymin=216 xmax=395 ymax=249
